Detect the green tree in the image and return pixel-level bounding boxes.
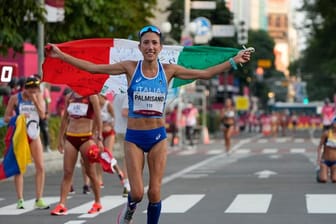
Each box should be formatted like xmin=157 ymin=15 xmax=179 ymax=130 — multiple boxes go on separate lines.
xmin=45 ymin=0 xmax=157 ymax=43
xmin=293 ymin=0 xmax=336 ymax=100
xmin=0 ymin=0 xmax=45 ymax=56
xmin=0 ymin=0 xmax=157 ymax=56
xmin=166 ymin=0 xmax=279 ymax=109
xmin=238 ymin=29 xmax=281 ymax=107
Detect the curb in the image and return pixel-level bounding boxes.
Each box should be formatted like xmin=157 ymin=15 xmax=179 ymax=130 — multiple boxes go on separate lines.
xmin=26 ymin=151 xmax=64 ymax=177
xmin=25 ymin=146 xmax=125 ymax=177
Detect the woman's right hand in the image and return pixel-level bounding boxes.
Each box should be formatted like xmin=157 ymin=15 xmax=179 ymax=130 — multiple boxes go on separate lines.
xmin=58 ymin=141 xmax=65 ymax=154
xmin=316 ymin=158 xmax=321 ymax=167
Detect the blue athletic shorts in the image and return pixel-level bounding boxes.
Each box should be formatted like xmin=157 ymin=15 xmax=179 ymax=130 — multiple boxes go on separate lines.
xmin=125 ymin=126 xmax=167 ymax=152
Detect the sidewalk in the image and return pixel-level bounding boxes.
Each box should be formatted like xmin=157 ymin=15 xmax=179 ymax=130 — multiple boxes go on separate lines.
xmin=25 ymin=150 xmax=64 ymax=177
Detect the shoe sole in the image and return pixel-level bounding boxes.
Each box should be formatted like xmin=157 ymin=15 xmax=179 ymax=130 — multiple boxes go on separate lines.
xmin=51 ymin=212 xmax=67 ymax=216
xmin=35 ymin=206 xmax=50 ymax=210
xmin=116 ymin=205 xmax=133 ymax=224
xmin=88 ymin=207 xmax=102 ymax=214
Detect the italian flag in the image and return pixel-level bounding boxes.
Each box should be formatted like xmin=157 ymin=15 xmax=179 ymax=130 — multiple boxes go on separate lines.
xmin=43 ymin=38 xmax=239 ymax=96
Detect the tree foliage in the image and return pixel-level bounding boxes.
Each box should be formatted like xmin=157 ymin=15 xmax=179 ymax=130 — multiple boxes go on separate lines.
xmin=0 ymin=0 xmax=45 ymax=55
xmin=0 ymin=0 xmax=157 ymax=56
xmin=292 ymin=0 xmax=336 ymax=100
xmin=166 ymin=0 xmax=278 ymax=108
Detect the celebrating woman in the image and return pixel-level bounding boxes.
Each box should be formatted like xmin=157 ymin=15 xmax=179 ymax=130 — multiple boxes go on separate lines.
xmin=46 ymin=25 xmax=251 ymax=224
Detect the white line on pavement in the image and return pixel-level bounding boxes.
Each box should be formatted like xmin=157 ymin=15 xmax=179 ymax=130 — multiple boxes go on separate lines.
xmin=306 ymin=194 xmax=336 ymax=214
xmin=290 ymin=148 xmax=306 ymax=154
xmin=225 ymin=194 xmax=272 ymax=213
xmin=160 ymin=194 xmax=205 ymax=213
xmin=0 ymin=197 xmax=60 ymax=215
xmin=74 ymin=196 xmax=126 ymax=218
xmin=262 ymin=148 xmax=278 ymax=154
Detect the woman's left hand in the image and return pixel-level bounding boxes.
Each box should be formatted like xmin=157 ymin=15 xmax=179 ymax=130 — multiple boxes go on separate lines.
xmin=235 ymin=49 xmax=252 ymax=64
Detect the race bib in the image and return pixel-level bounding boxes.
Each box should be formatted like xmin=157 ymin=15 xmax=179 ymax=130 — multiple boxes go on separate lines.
xmin=67 ymin=102 xmax=88 ymax=117
xmin=133 ymin=91 xmax=165 ymax=115
xmin=27 ymin=120 xmax=40 ymax=140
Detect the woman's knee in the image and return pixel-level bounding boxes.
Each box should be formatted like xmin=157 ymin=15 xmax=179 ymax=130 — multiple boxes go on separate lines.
xmin=34 ymin=162 xmax=45 ymax=174
xmin=130 ymin=188 xmax=144 ymax=202
xmin=147 ymin=187 xmax=161 ymax=202
xmin=317 ymin=170 xmax=328 ymax=183
xmin=63 ymin=168 xmax=74 ymax=180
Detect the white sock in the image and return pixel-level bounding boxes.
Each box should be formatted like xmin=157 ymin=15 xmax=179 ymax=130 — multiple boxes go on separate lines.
xmin=124 ymin=179 xmax=131 ymax=191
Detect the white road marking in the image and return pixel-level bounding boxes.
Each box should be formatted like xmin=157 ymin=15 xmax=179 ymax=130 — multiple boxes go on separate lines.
xmin=178 ymin=149 xmax=197 ymax=155
xmin=64 ymin=221 xmax=87 ymax=224
xmin=306 ymin=194 xmax=336 ymax=214
xmin=275 ymin=138 xmax=288 ymax=143
xmin=290 ymin=148 xmax=306 ymax=154
xmin=160 ymin=194 xmax=205 ymax=213
xmin=254 ymin=170 xmax=277 ymax=179
xmin=75 ymin=196 xmax=126 ymax=218
xmin=235 ymin=149 xmax=251 ymax=154
xmin=207 ymin=149 xmax=223 ymax=155
xmin=262 ymin=148 xmax=278 ymax=154
xmin=294 ymin=138 xmax=304 ymax=143
xmin=0 ymin=196 xmax=60 ymax=215
xmin=181 ymin=173 xmax=209 ymax=178
xmin=225 ymin=194 xmax=272 ymax=213
xmin=258 ymin=139 xmax=268 ymax=143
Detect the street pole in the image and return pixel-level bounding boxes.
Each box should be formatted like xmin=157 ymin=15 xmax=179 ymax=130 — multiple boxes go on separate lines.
xmin=184 ymin=0 xmax=190 ymax=33
xmin=37 ymin=0 xmax=45 ymax=78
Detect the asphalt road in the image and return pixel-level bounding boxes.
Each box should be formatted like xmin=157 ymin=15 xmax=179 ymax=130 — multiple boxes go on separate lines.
xmin=1 ymin=129 xmax=335 ymax=224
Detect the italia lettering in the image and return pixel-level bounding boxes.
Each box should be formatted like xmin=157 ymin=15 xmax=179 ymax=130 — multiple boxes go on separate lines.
xmin=1 ymin=65 xmax=13 ymax=83
xmin=135 ymin=87 xmax=162 ymax=93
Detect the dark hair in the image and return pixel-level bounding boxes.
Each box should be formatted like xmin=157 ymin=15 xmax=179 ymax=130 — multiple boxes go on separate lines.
xmin=8 ymin=77 xmax=18 ymax=88
xmin=33 ymin=73 xmax=42 ymax=81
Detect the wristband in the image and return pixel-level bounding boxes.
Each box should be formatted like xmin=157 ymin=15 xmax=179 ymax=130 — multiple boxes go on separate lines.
xmin=229 ymin=58 xmax=238 ymax=70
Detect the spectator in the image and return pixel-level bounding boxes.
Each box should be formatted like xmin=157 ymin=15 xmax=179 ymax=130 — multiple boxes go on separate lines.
xmin=34 ymin=74 xmax=51 ymax=152
xmin=321 ymin=98 xmax=335 ymax=130
xmin=169 ymin=105 xmax=179 ymax=147
xmin=183 ymin=102 xmax=199 ymax=147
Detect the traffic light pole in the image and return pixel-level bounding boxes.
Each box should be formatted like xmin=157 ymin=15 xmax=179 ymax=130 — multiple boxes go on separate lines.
xmin=37 ymin=0 xmax=45 ymax=78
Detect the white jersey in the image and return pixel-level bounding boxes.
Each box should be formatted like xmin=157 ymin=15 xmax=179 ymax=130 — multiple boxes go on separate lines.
xmin=101 ymin=101 xmax=113 ymax=123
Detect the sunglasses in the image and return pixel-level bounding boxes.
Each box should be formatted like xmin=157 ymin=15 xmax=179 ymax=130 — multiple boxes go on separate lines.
xmin=138 ymin=25 xmax=161 ymax=38
xmin=25 ymin=80 xmax=40 ymax=88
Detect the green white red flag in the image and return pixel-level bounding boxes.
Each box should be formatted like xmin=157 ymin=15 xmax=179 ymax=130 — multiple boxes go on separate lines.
xmin=43 ymin=38 xmax=239 ymax=96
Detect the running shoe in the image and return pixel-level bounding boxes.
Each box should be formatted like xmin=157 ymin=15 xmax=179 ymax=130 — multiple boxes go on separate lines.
xmin=16 ymin=199 xmax=24 ymax=209
xmin=122 ymin=187 xmax=128 ymax=198
xmin=35 ymin=198 xmax=50 ymax=209
xmin=88 ymin=202 xmax=102 ymax=214
xmin=69 ymin=185 xmax=76 ymax=194
xmin=116 ymin=204 xmax=135 ymax=224
xmin=83 ymin=185 xmax=91 ymax=194
xmin=50 ymin=204 xmax=68 ymax=215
